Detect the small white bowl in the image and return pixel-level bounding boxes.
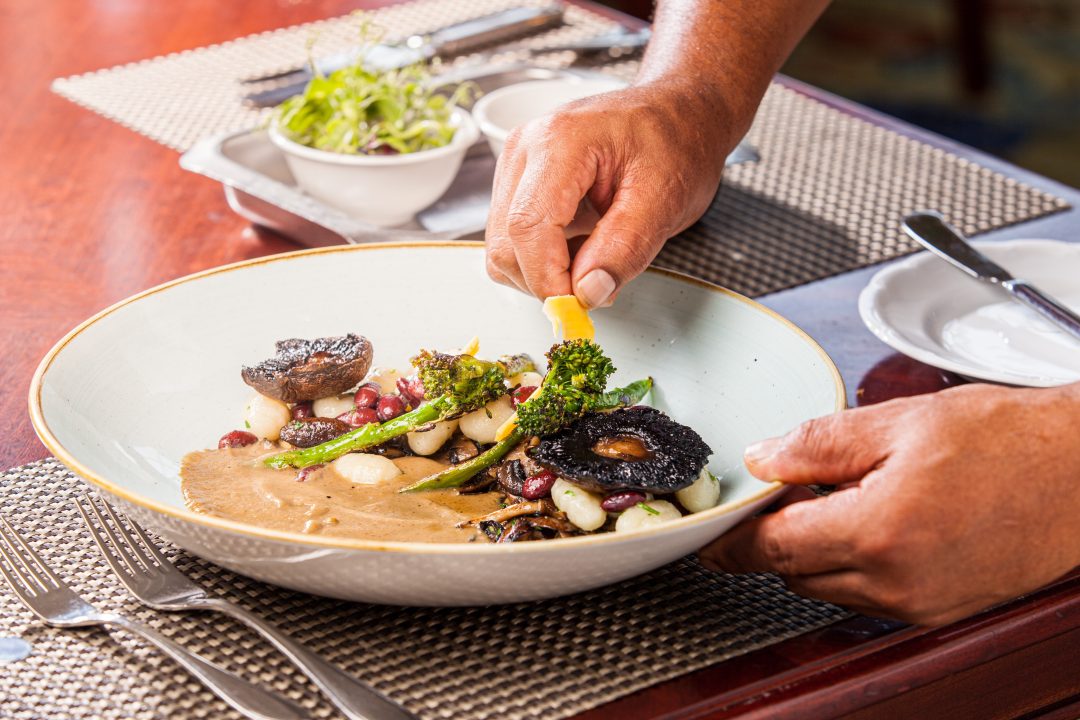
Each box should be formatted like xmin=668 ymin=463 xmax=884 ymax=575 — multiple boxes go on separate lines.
xmin=269 ymin=107 xmax=479 ymax=227
xmin=472 ymin=77 xmax=627 ymax=157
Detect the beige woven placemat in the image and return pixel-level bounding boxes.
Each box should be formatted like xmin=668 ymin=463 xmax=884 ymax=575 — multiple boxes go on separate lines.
xmin=50 ymin=0 xmax=1070 ymax=297
xmin=0 ymin=459 xmax=850 ymax=720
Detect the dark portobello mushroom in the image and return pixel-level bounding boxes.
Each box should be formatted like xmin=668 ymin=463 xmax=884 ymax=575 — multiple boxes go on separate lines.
xmin=528 ymin=407 xmax=711 ymax=494
xmin=241 ymin=334 xmax=373 ymax=403
xmin=279 ymin=417 xmax=352 ymax=448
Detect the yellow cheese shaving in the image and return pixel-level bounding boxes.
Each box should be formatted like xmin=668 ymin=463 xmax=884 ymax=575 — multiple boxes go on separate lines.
xmin=461 ymin=336 xmax=480 ymax=356
xmin=494 ymin=415 xmax=518 ymax=442
xmin=542 ymin=295 xmax=595 ymax=341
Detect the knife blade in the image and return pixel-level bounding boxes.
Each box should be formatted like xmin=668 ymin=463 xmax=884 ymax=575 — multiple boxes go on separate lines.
xmin=243 ymin=5 xmax=565 ymax=108
xmin=902 ymin=211 xmax=1080 ymax=341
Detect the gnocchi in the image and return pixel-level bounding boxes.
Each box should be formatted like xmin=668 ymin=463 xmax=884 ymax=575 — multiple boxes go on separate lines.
xmin=312 ymin=394 xmax=354 ymax=419
xmin=675 ymin=468 xmax=721 ymax=513
xmin=242 ymin=393 xmax=291 ymax=441
xmin=407 ymin=419 xmax=459 ymax=456
xmin=615 ymin=500 xmax=682 ymax=533
xmin=331 ymin=453 xmax=402 ymax=485
xmin=459 ymin=395 xmax=515 ymax=445
xmin=551 ymin=478 xmax=606 ymax=531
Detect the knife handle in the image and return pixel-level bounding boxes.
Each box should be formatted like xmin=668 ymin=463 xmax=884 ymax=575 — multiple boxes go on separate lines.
xmin=429 ymin=5 xmax=565 ymax=57
xmin=1004 ymin=279 xmax=1080 ymax=341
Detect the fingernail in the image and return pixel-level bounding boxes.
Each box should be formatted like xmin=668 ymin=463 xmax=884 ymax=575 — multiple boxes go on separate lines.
xmin=744 ymin=437 xmax=781 ymax=469
xmin=576 ymin=269 xmax=616 ymax=309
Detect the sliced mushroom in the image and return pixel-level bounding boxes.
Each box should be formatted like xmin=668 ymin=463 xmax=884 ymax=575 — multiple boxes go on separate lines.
xmin=279 ymin=417 xmax=352 ymax=448
xmin=241 ymin=334 xmax=373 ymax=403
xmin=529 ymin=407 xmax=712 ymax=494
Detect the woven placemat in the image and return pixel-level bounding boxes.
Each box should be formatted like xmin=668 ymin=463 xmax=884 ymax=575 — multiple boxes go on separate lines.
xmin=50 ymin=0 xmax=1070 ymax=297
xmin=0 ymin=459 xmax=850 ymax=720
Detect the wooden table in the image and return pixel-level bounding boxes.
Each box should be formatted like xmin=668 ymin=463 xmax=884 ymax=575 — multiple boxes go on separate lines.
xmin=1 ymin=1 xmax=1077 ymax=718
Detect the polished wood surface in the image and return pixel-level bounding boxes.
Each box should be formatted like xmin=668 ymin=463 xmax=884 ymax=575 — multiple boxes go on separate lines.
xmin=1 ymin=1 xmax=1077 ymax=719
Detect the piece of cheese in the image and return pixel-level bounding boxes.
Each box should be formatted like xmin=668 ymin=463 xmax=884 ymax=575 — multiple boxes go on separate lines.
xmin=461 ymin=336 xmax=480 ymax=356
xmin=542 ymin=295 xmax=595 ymax=341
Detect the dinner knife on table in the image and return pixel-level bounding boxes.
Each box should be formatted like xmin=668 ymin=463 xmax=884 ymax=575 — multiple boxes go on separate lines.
xmin=902 ymin=211 xmax=1080 ymax=341
xmin=243 ymin=5 xmax=566 ymax=107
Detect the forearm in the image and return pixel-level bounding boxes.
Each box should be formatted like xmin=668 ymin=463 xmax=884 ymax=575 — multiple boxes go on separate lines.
xmin=638 ymin=0 xmax=832 ymax=138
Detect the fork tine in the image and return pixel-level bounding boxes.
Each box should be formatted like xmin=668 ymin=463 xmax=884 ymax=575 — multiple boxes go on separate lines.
xmin=75 ymin=495 xmax=147 ymax=577
xmin=115 ymin=505 xmax=171 ymax=567
xmin=0 ymin=531 xmax=39 ymax=599
xmin=0 ymin=516 xmax=61 ymax=590
xmin=95 ymin=495 xmax=165 ymax=569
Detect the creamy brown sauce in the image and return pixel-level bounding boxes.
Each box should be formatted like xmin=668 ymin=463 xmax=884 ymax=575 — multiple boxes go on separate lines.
xmin=181 ymin=444 xmax=501 ymax=543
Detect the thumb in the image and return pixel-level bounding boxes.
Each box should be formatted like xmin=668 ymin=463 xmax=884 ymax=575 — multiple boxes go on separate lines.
xmin=569 ymin=188 xmax=672 ymax=308
xmin=744 ymin=407 xmax=893 ymax=486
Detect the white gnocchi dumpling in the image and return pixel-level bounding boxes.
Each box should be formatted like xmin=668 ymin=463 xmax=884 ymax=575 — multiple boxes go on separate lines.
xmin=243 ymin=393 xmax=291 ymax=441
xmin=615 ymin=500 xmax=682 ymax=533
xmin=551 ymin=478 xmax=606 ymax=531
xmin=331 ymin=453 xmax=402 ymax=485
xmin=407 ymin=419 xmax=459 ymax=456
xmin=675 ymin=468 xmax=722 ymax=513
xmin=365 ymin=367 xmax=405 ymax=395
xmin=312 ymin=394 xmax=354 ymax=419
xmin=459 ymin=395 xmax=515 ymax=445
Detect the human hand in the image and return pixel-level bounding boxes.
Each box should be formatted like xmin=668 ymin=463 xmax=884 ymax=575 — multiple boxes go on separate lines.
xmin=698 ymin=382 xmax=1080 ymax=626
xmin=484 ymin=78 xmax=737 ymax=307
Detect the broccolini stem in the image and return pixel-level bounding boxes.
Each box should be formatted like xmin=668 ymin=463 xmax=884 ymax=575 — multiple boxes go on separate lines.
xmin=596 ymin=377 xmax=652 ymax=408
xmin=400 ymin=378 xmax=654 ymax=492
xmin=400 ymin=429 xmax=525 ymax=493
xmin=264 ymin=396 xmax=451 ymax=469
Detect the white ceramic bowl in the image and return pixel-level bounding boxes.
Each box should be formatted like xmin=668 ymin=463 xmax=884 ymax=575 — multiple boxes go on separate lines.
xmin=859 ymin=238 xmax=1080 ymax=387
xmin=472 ymin=77 xmax=627 ymax=157
xmin=31 ymin=243 xmax=843 ymax=606
xmin=269 ymin=107 xmax=479 ymax=227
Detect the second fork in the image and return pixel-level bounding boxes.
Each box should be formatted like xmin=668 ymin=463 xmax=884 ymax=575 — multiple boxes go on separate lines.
xmin=77 ymin=494 xmax=415 ymax=720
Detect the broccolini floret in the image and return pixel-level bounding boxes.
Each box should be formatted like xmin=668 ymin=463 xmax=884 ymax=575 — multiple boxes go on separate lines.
xmin=514 ymin=339 xmax=616 ymax=438
xmin=411 ymin=349 xmax=508 ymax=418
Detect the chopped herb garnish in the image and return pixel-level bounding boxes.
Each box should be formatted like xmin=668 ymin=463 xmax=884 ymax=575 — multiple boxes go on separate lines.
xmin=637 ymin=502 xmax=660 ymax=516
xmin=564 ymin=490 xmax=576 ymax=497
xmin=244 ymin=420 xmax=251 ymax=429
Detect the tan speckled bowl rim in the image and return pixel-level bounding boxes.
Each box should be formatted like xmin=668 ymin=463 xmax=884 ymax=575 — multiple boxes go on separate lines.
xmin=29 ymin=241 xmax=846 ymax=555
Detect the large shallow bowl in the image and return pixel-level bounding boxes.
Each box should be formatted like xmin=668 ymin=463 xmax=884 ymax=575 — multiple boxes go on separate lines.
xmin=31 ymin=243 xmax=843 ymax=606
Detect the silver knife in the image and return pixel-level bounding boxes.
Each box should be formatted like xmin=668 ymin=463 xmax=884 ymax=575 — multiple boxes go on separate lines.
xmin=902 ymin=211 xmax=1080 ymax=341
xmin=243 ymin=5 xmax=565 ymax=107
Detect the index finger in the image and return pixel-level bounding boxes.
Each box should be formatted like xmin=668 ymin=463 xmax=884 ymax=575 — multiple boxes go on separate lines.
xmin=504 ymin=146 xmax=597 ymax=299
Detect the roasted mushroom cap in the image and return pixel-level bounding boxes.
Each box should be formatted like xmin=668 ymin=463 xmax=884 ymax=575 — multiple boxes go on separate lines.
xmin=528 ymin=407 xmax=711 ymax=494
xmin=241 ymin=334 xmax=373 ymax=403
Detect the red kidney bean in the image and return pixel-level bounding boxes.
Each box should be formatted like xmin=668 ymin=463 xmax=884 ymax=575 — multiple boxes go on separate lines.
xmin=396 ymin=376 xmax=425 ymax=406
xmin=353 ymin=383 xmax=381 ymax=409
xmin=218 ymin=430 xmax=258 ymax=449
xmin=338 ymin=408 xmax=378 ymax=427
xmin=521 ymin=470 xmax=557 ymax=500
xmin=296 ymin=464 xmax=324 ymax=482
xmin=600 ymin=490 xmax=648 ymax=512
xmin=511 ymin=385 xmax=538 ymax=407
xmin=376 ymin=394 xmax=406 ymax=422
xmin=290 ymin=402 xmax=314 ymax=420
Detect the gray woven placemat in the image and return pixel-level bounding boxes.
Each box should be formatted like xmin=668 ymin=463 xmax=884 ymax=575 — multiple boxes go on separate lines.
xmin=50 ymin=0 xmax=1070 ymax=298
xmin=0 ymin=458 xmax=850 ymax=720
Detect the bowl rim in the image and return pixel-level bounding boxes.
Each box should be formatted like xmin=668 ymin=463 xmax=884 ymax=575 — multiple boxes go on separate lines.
xmin=29 ymin=241 xmax=846 ymax=555
xmin=857 ymin=237 xmax=1077 ymax=388
xmin=268 ymin=105 xmax=479 ymax=167
xmin=472 ymin=77 xmax=627 ymax=143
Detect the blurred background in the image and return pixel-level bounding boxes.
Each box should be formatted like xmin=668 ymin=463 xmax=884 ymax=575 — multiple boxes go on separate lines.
xmin=603 ymin=0 xmax=1080 ymax=188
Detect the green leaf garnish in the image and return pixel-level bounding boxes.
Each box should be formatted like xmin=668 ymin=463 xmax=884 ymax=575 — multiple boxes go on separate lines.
xmin=637 ymin=502 xmax=660 ymax=516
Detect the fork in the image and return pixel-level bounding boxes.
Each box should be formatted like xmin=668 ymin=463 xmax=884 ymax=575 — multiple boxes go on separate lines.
xmin=0 ymin=515 xmax=307 ymax=720
xmin=76 ymin=495 xmax=415 ymax=720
